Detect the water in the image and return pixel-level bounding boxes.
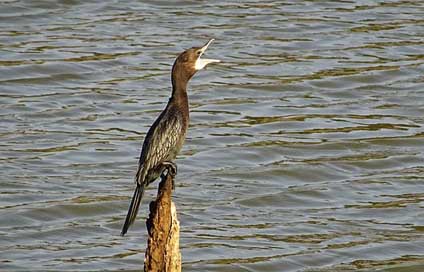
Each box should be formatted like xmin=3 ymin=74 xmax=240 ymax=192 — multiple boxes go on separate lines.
xmin=1 ymin=0 xmax=424 ymax=271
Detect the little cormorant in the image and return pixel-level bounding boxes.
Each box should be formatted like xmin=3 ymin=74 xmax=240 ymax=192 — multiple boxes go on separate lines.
xmin=121 ymin=39 xmax=220 ymax=236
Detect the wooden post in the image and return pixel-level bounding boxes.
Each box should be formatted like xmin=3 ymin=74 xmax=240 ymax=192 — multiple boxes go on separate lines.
xmin=144 ymin=173 xmax=181 ymax=272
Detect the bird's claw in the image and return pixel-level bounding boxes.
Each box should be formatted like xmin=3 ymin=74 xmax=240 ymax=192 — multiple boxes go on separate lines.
xmin=161 ymin=161 xmax=177 ymax=189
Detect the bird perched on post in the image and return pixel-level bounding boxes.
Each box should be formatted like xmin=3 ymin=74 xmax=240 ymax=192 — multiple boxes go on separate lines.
xmin=121 ymin=39 xmax=220 ymax=236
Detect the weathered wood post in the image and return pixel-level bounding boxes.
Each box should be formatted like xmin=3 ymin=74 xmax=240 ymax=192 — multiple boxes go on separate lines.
xmin=144 ymin=172 xmax=181 ymax=272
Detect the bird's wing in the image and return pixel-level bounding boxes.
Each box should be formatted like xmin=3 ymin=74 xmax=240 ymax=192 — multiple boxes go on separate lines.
xmin=135 ymin=112 xmax=183 ymax=186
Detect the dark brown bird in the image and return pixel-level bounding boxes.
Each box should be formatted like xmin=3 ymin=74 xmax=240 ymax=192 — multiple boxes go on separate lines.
xmin=121 ymin=39 xmax=220 ymax=236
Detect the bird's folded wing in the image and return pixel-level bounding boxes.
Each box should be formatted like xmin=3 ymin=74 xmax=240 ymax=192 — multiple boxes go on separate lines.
xmin=135 ymin=114 xmax=182 ymax=185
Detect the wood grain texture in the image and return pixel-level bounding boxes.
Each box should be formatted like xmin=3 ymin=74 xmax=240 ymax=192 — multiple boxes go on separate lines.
xmin=144 ymin=173 xmax=181 ymax=272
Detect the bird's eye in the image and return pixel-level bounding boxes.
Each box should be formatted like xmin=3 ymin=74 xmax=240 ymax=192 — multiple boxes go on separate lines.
xmin=196 ymin=51 xmax=201 ymax=56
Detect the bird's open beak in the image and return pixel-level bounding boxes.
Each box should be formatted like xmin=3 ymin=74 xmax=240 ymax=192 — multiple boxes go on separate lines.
xmin=195 ymin=39 xmax=220 ymax=70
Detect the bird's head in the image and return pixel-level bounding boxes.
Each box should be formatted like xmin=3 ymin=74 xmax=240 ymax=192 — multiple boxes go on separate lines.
xmin=172 ymin=39 xmax=220 ymax=83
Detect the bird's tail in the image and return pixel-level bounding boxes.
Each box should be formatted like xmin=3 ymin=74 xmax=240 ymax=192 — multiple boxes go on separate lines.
xmin=121 ymin=185 xmax=145 ymax=236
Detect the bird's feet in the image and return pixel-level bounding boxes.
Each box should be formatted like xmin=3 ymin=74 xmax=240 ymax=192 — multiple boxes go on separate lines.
xmin=161 ymin=161 xmax=177 ymax=189
xmin=162 ymin=161 xmax=177 ymax=176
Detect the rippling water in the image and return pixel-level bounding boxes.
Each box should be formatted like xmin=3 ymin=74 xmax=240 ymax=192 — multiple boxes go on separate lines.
xmin=1 ymin=1 xmax=424 ymax=271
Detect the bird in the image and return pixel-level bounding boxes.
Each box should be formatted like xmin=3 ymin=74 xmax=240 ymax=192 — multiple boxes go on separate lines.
xmin=121 ymin=39 xmax=220 ymax=236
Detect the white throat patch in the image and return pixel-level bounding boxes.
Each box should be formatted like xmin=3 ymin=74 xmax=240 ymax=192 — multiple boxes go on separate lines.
xmin=195 ymin=58 xmax=220 ymax=70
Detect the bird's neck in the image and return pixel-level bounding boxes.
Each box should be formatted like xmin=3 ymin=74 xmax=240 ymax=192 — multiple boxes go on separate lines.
xmin=171 ymin=69 xmax=190 ymax=108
